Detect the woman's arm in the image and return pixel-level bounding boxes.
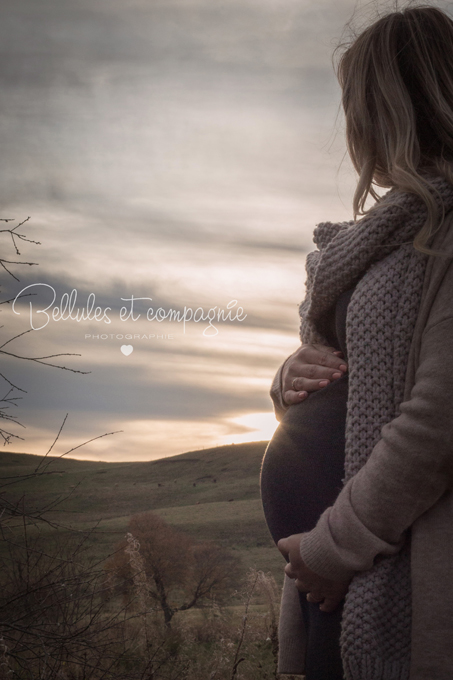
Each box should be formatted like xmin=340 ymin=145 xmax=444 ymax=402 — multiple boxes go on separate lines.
xmin=295 ymin=316 xmax=453 ymax=582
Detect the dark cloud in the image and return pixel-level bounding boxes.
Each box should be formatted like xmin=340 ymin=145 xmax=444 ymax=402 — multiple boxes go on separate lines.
xmin=10 ymin=359 xmax=270 ymax=422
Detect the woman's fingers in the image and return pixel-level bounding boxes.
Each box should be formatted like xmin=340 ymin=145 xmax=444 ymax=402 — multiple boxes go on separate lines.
xmin=284 ymin=563 xmax=298 ymax=579
xmin=283 ymin=368 xmax=347 ymax=404
xmin=291 ymin=373 xmax=343 ymax=392
xmin=277 ymin=537 xmax=289 ymax=557
xmin=281 ymin=343 xmax=348 ymax=400
xmin=306 ymin=592 xmax=324 ymax=603
xmin=319 ymin=593 xmax=346 ymax=613
xmin=282 ymin=389 xmax=309 ymax=406
xmin=303 ymin=344 xmax=348 ymax=376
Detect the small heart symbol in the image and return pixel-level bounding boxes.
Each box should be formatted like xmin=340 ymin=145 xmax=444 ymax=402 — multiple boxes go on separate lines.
xmin=121 ymin=345 xmax=133 ymax=356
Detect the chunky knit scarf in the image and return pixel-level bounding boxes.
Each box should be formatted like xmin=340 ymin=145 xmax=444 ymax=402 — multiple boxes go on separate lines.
xmin=297 ymin=175 xmax=453 ymax=680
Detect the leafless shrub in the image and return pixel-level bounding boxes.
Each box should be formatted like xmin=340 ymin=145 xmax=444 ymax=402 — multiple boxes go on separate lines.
xmin=104 ymin=512 xmax=242 ymax=629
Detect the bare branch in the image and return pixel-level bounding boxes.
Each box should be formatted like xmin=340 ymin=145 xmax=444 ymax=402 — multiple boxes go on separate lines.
xmin=0 ymin=291 xmax=37 ymax=307
xmin=0 ymin=347 xmax=90 ymax=374
xmin=0 ymin=216 xmax=41 ymax=256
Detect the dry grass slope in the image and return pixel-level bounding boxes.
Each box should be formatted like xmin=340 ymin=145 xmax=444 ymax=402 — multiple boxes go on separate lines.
xmin=0 ymin=441 xmax=284 ymax=580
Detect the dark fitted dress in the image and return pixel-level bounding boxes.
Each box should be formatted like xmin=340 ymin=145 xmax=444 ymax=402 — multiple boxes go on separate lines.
xmin=260 ymin=283 xmax=356 ymax=680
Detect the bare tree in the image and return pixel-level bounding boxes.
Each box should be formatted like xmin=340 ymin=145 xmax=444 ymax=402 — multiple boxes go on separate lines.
xmin=105 ymin=511 xmax=241 ymax=628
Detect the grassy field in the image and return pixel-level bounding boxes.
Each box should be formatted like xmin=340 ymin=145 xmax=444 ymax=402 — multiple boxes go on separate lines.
xmin=0 ymin=441 xmax=285 ymax=582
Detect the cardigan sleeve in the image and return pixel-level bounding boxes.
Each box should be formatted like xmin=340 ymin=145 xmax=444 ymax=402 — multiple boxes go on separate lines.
xmin=298 ymin=316 xmax=453 ymax=582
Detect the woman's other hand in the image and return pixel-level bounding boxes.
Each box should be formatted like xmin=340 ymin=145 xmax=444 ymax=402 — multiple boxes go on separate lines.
xmin=277 ymin=534 xmax=351 ymax=612
xmin=282 ymin=344 xmax=348 ymax=406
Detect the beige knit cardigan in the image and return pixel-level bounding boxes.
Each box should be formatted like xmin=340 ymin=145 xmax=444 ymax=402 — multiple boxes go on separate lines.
xmin=270 ymin=209 xmax=453 ymax=679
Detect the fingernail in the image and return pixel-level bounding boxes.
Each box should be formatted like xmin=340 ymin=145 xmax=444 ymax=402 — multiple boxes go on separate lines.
xmin=319 ymin=380 xmax=329 ymax=386
xmin=332 ymin=372 xmax=341 ymax=379
xmin=298 ymin=391 xmax=307 ymax=398
xmin=339 ymin=364 xmax=347 ymax=371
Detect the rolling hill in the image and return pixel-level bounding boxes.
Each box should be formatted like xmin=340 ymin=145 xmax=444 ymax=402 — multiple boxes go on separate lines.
xmin=0 ymin=441 xmax=285 ymax=580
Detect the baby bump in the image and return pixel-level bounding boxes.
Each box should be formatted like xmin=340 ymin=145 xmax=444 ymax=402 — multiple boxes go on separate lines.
xmin=260 ymin=375 xmax=348 ymax=545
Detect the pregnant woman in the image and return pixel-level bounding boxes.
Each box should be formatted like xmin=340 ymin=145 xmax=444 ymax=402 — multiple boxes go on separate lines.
xmin=260 ymin=7 xmax=453 ymax=680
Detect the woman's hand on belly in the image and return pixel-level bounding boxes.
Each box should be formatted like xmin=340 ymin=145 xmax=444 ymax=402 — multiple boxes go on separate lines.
xmin=278 ymin=533 xmax=351 ymax=612
xmin=282 ymin=344 xmax=348 ymax=406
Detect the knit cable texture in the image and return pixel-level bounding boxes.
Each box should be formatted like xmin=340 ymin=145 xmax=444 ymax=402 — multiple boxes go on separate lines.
xmin=297 ymin=176 xmax=453 ymax=680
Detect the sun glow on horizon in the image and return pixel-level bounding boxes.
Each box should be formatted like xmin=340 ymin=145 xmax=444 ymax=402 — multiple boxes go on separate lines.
xmin=219 ymin=411 xmax=279 ymax=447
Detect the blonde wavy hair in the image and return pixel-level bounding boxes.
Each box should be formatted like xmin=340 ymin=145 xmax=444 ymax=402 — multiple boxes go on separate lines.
xmin=336 ymin=5 xmax=453 ymax=255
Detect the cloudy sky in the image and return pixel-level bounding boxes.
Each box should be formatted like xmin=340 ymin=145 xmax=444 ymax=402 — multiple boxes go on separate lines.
xmin=1 ymin=0 xmax=402 ymax=462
